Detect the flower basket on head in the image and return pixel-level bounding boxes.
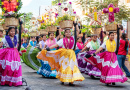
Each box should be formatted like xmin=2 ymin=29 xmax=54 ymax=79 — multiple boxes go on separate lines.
xmin=0 ymin=25 xmax=4 ymax=31
xmin=92 ymin=28 xmax=101 ymax=35
xmin=30 ymin=31 xmax=37 ymax=36
xmin=39 ymin=29 xmax=48 ymax=35
xmin=78 ymin=34 xmax=83 ymax=38
xmin=5 ymin=17 xmax=19 ymax=27
xmin=2 ymin=23 xmax=9 ymax=30
xmin=105 ymin=24 xmax=117 ymax=31
xmin=57 ymin=15 xmax=74 ymax=29
xmin=0 ymin=0 xmax=23 ymax=27
xmin=59 ymin=20 xmax=73 ymax=29
xmin=47 ymin=25 xmax=57 ymax=32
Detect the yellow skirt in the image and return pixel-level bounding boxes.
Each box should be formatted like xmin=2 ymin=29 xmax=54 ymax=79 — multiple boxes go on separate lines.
xmin=37 ymin=48 xmax=85 ymax=82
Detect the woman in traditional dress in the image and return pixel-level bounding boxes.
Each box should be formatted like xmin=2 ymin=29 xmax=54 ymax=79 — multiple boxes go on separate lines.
xmin=0 ymin=27 xmax=22 ymax=86
xmin=77 ymin=34 xmax=101 ymax=78
xmin=39 ymin=30 xmax=60 ymax=78
xmin=37 ymin=23 xmax=84 ymax=86
xmin=85 ymin=32 xmax=128 ymax=86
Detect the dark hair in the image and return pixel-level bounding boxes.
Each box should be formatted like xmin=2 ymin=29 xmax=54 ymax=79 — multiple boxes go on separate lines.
xmin=103 ymin=31 xmax=106 ymax=35
xmin=6 ymin=27 xmax=15 ymax=35
xmin=31 ymin=36 xmax=35 ymax=38
xmin=40 ymin=34 xmax=46 ymax=38
xmin=36 ymin=36 xmax=40 ymax=43
xmin=109 ymin=32 xmax=114 ymax=36
xmin=121 ymin=33 xmax=128 ymax=51
xmin=0 ymin=30 xmax=3 ymax=33
xmin=64 ymin=29 xmax=70 ymax=33
xmin=48 ymin=32 xmax=54 ymax=37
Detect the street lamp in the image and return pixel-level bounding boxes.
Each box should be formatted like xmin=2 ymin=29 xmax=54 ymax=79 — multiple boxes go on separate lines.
xmin=24 ymin=13 xmax=26 ymax=28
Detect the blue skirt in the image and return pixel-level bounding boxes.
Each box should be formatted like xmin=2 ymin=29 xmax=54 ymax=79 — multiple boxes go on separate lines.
xmin=75 ymin=49 xmax=81 ymax=56
xmin=37 ymin=48 xmax=57 ymax=77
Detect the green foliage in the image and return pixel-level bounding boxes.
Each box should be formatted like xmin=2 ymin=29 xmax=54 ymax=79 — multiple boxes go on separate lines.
xmin=56 ymin=14 xmax=74 ymax=24
xmin=51 ymin=0 xmax=64 ymax=6
xmin=52 ymin=0 xmax=59 ymax=6
xmin=40 ymin=24 xmax=46 ymax=29
xmin=80 ymin=25 xmax=92 ymax=36
xmin=91 ymin=25 xmax=102 ymax=28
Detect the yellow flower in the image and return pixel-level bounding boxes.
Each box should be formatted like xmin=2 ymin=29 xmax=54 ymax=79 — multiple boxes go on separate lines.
xmin=94 ymin=12 xmax=97 ymax=21
xmin=109 ymin=7 xmax=113 ymax=12
xmin=85 ymin=13 xmax=88 ymax=15
xmin=3 ymin=7 xmax=6 ymax=11
xmin=16 ymin=6 xmax=18 ymax=9
xmin=1 ymin=2 xmax=4 ymax=5
xmin=17 ymin=0 xmax=19 ymax=2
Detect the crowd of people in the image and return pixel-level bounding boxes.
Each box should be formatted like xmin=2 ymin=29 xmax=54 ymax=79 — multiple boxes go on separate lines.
xmin=0 ymin=21 xmax=130 ymax=87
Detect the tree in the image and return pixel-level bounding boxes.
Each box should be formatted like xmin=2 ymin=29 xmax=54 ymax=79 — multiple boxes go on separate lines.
xmin=51 ymin=0 xmax=65 ymax=6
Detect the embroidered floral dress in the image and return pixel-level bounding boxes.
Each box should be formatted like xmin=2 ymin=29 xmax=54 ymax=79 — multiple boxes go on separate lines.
xmin=37 ymin=36 xmax=85 ymax=82
xmin=0 ymin=34 xmax=22 ymax=86
xmin=85 ymin=39 xmax=128 ymax=83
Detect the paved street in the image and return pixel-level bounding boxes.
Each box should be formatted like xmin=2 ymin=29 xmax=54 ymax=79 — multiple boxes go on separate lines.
xmin=0 ymin=63 xmax=130 ymax=90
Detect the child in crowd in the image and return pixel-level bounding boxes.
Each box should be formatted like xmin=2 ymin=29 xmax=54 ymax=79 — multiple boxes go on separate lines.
xmin=22 ymin=39 xmax=28 ymax=48
xmin=75 ymin=36 xmax=84 ymax=55
xmin=0 ymin=27 xmax=22 ymax=86
xmin=28 ymin=36 xmax=37 ymax=47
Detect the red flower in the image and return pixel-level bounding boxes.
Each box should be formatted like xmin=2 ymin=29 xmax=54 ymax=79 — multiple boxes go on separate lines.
xmin=64 ymin=8 xmax=68 ymax=11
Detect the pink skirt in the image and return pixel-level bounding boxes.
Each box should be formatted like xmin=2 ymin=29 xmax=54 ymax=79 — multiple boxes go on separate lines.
xmin=85 ymin=51 xmax=128 ymax=83
xmin=0 ymin=48 xmax=22 ymax=86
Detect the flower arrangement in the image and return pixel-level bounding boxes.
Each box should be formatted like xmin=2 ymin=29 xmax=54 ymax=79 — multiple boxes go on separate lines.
xmin=91 ymin=25 xmax=102 ymax=28
xmin=56 ymin=14 xmax=74 ymax=29
xmin=0 ymin=0 xmax=23 ymax=18
xmin=56 ymin=14 xmax=74 ymax=24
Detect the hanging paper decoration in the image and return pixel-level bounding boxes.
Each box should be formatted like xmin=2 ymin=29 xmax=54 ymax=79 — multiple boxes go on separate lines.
xmin=103 ymin=4 xmax=119 ymax=22
xmin=85 ymin=7 xmax=102 ymax=25
xmin=0 ymin=0 xmax=22 ymax=14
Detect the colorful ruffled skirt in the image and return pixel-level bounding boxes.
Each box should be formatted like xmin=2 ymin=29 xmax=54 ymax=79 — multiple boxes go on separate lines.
xmin=22 ymin=46 xmax=41 ymax=71
xmin=85 ymin=51 xmax=128 ymax=83
xmin=37 ymin=48 xmax=85 ymax=82
xmin=0 ymin=48 xmax=22 ymax=86
xmin=37 ymin=48 xmax=57 ymax=78
xmin=77 ymin=50 xmax=101 ymax=77
xmin=75 ymin=49 xmax=81 ymax=56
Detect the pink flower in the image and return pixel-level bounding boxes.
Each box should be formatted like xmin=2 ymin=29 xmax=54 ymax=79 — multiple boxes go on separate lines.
xmin=69 ymin=2 xmax=72 ymax=4
xmin=58 ymin=3 xmax=61 ymax=5
xmin=73 ymin=11 xmax=76 ymax=14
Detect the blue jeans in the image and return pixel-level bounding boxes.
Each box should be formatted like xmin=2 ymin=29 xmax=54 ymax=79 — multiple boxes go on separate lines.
xmin=117 ymin=55 xmax=130 ymax=76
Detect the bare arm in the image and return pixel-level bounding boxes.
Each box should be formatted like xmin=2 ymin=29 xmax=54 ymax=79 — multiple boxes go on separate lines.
xmin=44 ymin=44 xmax=47 ymax=49
xmin=0 ymin=42 xmax=3 ymax=47
xmin=49 ymin=44 xmax=59 ymax=49
xmin=81 ymin=46 xmax=88 ymax=52
xmin=76 ymin=25 xmax=80 ymax=36
xmin=39 ymin=44 xmax=42 ymax=49
xmin=95 ymin=47 xmax=103 ymax=54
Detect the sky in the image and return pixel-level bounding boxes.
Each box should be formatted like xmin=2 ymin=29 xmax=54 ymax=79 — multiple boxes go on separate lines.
xmin=20 ymin=0 xmax=83 ymax=18
xmin=20 ymin=0 xmax=52 ymax=17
